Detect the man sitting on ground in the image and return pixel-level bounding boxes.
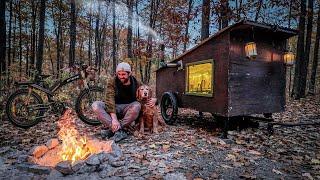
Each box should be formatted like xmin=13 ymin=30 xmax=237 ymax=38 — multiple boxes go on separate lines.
xmin=92 ymin=62 xmax=153 ymax=142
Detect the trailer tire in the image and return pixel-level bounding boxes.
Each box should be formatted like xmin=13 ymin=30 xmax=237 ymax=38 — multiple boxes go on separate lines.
xmin=160 ymin=92 xmax=178 ymax=125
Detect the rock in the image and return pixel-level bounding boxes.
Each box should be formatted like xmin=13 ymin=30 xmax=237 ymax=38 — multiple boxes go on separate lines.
xmin=55 ymin=160 xmax=74 ymax=175
xmin=0 ymin=147 xmax=11 ymax=155
xmin=17 ymin=164 xmax=51 ymax=175
xmin=224 ymin=139 xmax=234 ymax=144
xmin=17 ymin=155 xmax=29 ymax=163
xmin=107 ymin=177 xmax=124 ymax=180
xmin=164 ymin=173 xmax=187 ymax=180
xmin=107 ymin=167 xmax=122 ymax=177
xmin=29 ymin=145 xmax=48 ymax=158
xmin=76 ymin=164 xmax=97 ymax=174
xmin=45 ymin=139 xmax=59 ymax=150
xmin=27 ymin=165 xmax=52 ymax=175
xmin=108 ymin=155 xmax=118 ymax=163
xmin=139 ymin=170 xmax=149 ymax=176
xmin=110 ymin=160 xmax=126 ymax=167
xmin=0 ymin=157 xmax=4 ymax=166
xmin=97 ymin=163 xmax=112 ymax=173
xmin=76 ymin=173 xmax=101 ymax=180
xmin=47 ymin=169 xmax=64 ymax=180
xmin=27 ymin=156 xmax=37 ymax=164
xmin=99 ymin=171 xmax=108 ymax=179
xmin=16 ymin=164 xmax=32 ymax=172
xmin=97 ymin=152 xmax=110 ymax=163
xmin=124 ymin=177 xmax=144 ymax=180
xmin=109 ymin=141 xmax=123 ymax=159
xmin=85 ymin=154 xmax=101 ymax=166
xmin=72 ymin=160 xmax=85 ymax=172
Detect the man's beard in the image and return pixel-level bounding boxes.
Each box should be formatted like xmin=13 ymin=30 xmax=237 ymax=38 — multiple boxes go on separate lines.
xmin=120 ymin=78 xmax=129 ymax=84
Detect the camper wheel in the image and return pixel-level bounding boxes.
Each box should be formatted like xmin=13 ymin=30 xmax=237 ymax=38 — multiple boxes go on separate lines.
xmin=160 ymin=92 xmax=178 ymax=125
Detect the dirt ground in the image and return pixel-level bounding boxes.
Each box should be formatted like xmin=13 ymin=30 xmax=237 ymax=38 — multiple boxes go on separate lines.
xmin=0 ymin=94 xmax=319 ymax=179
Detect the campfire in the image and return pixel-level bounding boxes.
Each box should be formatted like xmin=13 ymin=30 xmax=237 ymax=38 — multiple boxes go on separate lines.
xmin=57 ymin=109 xmax=93 ymax=164
xmin=24 ymin=109 xmax=123 ymax=175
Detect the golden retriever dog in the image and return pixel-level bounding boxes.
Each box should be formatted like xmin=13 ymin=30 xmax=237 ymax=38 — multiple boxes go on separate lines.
xmin=136 ymin=85 xmax=166 ymax=134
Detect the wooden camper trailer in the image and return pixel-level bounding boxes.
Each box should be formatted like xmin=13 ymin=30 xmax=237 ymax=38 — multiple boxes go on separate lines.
xmin=156 ymin=20 xmax=297 ymax=127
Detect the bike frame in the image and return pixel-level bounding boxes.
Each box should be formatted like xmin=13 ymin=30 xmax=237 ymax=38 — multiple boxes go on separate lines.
xmin=26 ymin=72 xmax=87 ymax=102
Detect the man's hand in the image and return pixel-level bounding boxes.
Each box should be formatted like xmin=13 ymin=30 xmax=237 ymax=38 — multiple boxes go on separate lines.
xmin=111 ymin=119 xmax=121 ymax=132
xmin=110 ymin=113 xmax=121 ymax=132
xmin=146 ymin=98 xmax=157 ymax=108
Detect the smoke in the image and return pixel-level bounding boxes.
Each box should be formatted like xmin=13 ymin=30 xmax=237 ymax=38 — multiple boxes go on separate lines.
xmin=80 ymin=0 xmax=163 ymax=44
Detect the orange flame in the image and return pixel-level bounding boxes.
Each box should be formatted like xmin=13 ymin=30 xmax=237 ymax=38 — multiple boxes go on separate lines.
xmin=57 ymin=109 xmax=93 ymax=163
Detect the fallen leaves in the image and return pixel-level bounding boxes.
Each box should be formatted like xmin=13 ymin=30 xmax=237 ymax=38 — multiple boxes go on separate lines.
xmin=0 ymin=94 xmax=319 ymax=179
xmin=272 ymin=169 xmax=283 ymax=175
xmin=302 ymin=173 xmax=314 ymax=180
xmin=248 ymin=150 xmax=262 ymax=156
xmin=311 ymin=159 xmax=320 ymax=165
xmin=162 ymin=145 xmax=170 ymax=152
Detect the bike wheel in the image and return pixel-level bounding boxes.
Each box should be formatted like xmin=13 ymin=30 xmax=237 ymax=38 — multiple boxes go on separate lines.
xmin=75 ymin=86 xmax=104 ymax=125
xmin=5 ymin=89 xmax=45 ymax=128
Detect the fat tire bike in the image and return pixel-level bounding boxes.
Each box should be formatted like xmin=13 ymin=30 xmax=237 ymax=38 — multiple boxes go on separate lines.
xmin=5 ymin=64 xmax=104 ymax=128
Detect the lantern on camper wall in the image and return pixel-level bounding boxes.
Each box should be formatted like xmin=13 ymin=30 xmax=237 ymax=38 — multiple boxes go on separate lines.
xmin=284 ymin=51 xmax=295 ymax=66
xmin=245 ymin=42 xmax=257 ymax=59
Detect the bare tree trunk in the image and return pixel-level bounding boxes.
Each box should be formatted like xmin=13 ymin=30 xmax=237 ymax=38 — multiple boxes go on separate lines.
xmin=221 ymin=0 xmax=229 ymax=28
xmin=183 ymin=0 xmax=193 ymax=52
xmin=0 ymin=0 xmax=5 ymax=75
xmin=144 ymin=0 xmax=159 ymax=83
xmin=12 ymin=6 xmax=16 ymax=64
xmin=36 ymin=0 xmax=46 ymax=75
xmin=308 ymin=8 xmax=320 ymax=94
xmin=69 ymin=0 xmax=76 ymax=67
xmin=45 ymin=38 xmax=55 ymax=75
xmin=25 ymin=13 xmax=30 ymax=76
xmin=54 ymin=0 xmax=63 ymax=77
xmin=95 ymin=4 xmax=100 ymax=67
xmin=292 ymin=0 xmax=307 ymax=99
xmin=236 ymin=0 xmax=243 ymax=21
xmin=135 ymin=0 xmax=140 ymax=77
xmin=288 ymin=0 xmax=293 ymax=28
xmin=8 ymin=0 xmax=12 ymax=68
xmin=79 ymin=38 xmax=84 ymax=61
xmin=31 ymin=0 xmax=37 ymax=69
xmin=112 ymin=0 xmax=117 ymax=74
xmin=255 ymin=0 xmax=263 ymax=22
xmin=18 ymin=1 xmax=22 ymax=78
xmin=287 ymin=0 xmax=293 ymax=96
xmin=300 ymin=0 xmax=314 ymax=95
xmin=201 ymin=0 xmax=210 ymax=40
xmin=88 ymin=13 xmax=92 ymax=65
xmin=127 ymin=0 xmax=133 ymax=58
xmin=100 ymin=7 xmax=109 ymax=72
xmin=26 ymin=39 xmax=29 ymax=76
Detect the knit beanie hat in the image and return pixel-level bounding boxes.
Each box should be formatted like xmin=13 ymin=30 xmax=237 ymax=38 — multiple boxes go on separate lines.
xmin=116 ymin=62 xmax=131 ymax=73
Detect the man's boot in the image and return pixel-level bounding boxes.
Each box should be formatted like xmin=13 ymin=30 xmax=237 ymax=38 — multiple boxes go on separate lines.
xmin=110 ymin=129 xmax=128 ymax=143
xmin=100 ymin=129 xmax=114 ymax=139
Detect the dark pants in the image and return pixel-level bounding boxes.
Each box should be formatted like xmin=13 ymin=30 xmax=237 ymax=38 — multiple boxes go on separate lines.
xmin=91 ymin=101 xmax=141 ymax=130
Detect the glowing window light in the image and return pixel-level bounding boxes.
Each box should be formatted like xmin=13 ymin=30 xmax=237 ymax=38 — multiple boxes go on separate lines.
xmin=245 ymin=42 xmax=258 ymax=59
xmin=186 ymin=61 xmax=213 ymax=96
xmin=284 ymin=52 xmax=295 ymax=66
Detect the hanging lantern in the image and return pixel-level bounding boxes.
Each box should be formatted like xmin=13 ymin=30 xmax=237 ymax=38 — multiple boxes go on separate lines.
xmin=245 ymin=42 xmax=258 ymax=59
xmin=284 ymin=51 xmax=295 ymax=66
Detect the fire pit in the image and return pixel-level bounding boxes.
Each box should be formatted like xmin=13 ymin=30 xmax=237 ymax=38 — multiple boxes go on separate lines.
xmin=18 ymin=109 xmax=124 ymax=176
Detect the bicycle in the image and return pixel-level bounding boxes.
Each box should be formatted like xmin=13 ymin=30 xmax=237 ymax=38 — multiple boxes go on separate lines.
xmin=5 ymin=64 xmax=104 ymax=128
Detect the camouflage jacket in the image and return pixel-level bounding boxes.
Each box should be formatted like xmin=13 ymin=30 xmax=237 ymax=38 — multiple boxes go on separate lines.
xmin=101 ymin=74 xmax=141 ymax=113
